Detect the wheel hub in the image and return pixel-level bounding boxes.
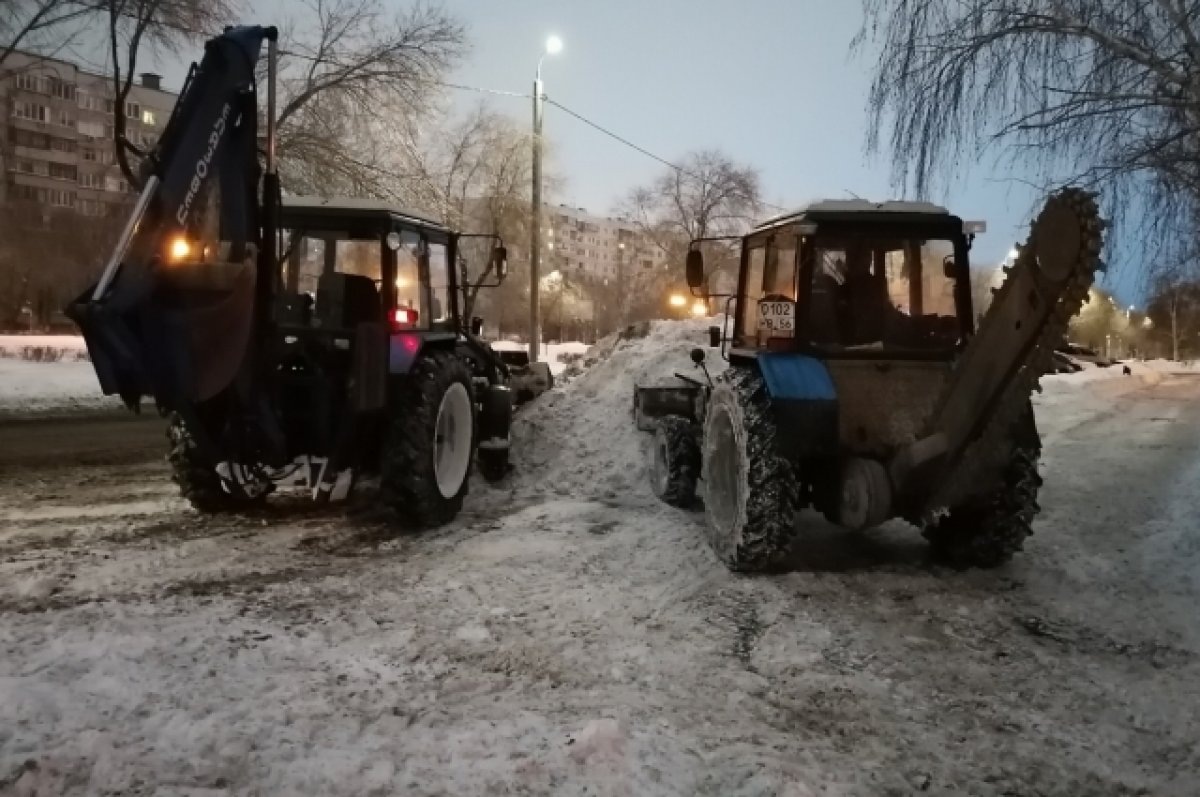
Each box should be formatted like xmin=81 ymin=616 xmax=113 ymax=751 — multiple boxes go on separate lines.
xmin=434 ymin=382 xmax=473 ymax=499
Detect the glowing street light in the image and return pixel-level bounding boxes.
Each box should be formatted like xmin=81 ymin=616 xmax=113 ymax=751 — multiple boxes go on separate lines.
xmin=668 ymin=293 xmax=687 ymax=308
xmin=529 ymin=33 xmax=564 ymax=363
xmin=690 ymin=300 xmax=708 ymax=317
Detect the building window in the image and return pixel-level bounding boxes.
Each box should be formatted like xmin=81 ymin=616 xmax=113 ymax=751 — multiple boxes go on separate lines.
xmin=49 ymin=162 xmax=77 ymax=180
xmin=15 ymin=73 xmax=42 ymax=92
xmin=77 ymin=120 xmax=104 ymax=138
xmin=125 ymin=101 xmax=140 ymax=119
xmin=48 ymin=188 xmax=75 ymax=207
xmin=48 ymin=78 xmax=75 ymax=101
xmin=141 ymin=109 xmax=156 ymax=126
xmin=13 ymin=102 xmax=50 ymax=122
xmin=50 ymin=137 xmax=75 ymax=153
xmin=56 ymin=109 xmax=73 ymax=127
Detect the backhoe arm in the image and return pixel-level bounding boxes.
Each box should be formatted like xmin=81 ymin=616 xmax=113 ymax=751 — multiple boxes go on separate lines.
xmin=67 ymin=25 xmax=278 ymax=413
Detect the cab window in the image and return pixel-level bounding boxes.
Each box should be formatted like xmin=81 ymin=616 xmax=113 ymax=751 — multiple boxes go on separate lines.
xmin=739 ymin=233 xmax=798 ymax=346
xmin=395 ymin=230 xmax=422 ymax=318
xmin=427 ymin=240 xmax=454 ymax=330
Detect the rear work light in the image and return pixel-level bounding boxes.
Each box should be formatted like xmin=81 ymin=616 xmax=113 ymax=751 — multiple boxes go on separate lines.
xmin=392 ymin=307 xmax=419 ymax=329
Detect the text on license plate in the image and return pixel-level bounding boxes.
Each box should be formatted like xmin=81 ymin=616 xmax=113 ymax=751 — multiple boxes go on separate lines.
xmin=758 ymin=301 xmax=795 ymax=332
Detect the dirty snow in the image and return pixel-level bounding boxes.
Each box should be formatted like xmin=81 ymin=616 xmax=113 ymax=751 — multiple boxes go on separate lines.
xmin=1 ymin=317 xmax=1199 ymax=795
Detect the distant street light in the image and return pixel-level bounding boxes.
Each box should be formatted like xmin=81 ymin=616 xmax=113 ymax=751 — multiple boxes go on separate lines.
xmin=668 ymin=293 xmax=687 ymax=308
xmin=529 ymin=34 xmax=563 ymax=362
xmin=690 ymin=300 xmax=708 ymax=317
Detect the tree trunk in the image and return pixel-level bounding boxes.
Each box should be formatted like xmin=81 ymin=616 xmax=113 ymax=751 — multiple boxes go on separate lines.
xmin=1171 ymin=293 xmax=1179 ymax=361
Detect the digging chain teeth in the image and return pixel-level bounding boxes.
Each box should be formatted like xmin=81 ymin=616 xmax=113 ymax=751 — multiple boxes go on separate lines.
xmin=930 ymin=188 xmax=1106 ymax=516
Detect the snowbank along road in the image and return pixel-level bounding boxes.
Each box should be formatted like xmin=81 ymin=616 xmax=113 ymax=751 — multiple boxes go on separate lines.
xmin=1 ymin=321 xmax=1198 ymax=796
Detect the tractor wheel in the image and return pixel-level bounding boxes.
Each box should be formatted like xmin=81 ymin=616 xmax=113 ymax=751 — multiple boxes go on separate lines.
xmin=380 ymin=350 xmax=476 ymax=528
xmin=649 ymin=415 xmax=700 ymax=508
xmin=923 ymin=410 xmax=1043 ymax=568
xmin=477 ymin=447 xmax=510 ymax=483
xmin=701 ymin=367 xmax=799 ymax=572
xmin=166 ymin=413 xmax=268 ymax=513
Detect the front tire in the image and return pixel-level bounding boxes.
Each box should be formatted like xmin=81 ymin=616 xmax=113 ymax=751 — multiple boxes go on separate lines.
xmin=701 ymin=368 xmax=799 ymax=572
xmin=649 ymin=415 xmax=700 ymax=508
xmin=923 ymin=410 xmax=1043 ymax=568
xmin=380 ymin=350 xmax=476 ymax=528
xmin=477 ymin=447 xmax=510 ymax=483
xmin=167 ymin=413 xmax=268 ymax=513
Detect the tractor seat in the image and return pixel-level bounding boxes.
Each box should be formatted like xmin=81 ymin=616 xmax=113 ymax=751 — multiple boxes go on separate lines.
xmin=315 ymin=272 xmax=380 ymax=330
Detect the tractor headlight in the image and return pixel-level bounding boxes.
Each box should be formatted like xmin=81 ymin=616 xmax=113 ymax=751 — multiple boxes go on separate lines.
xmin=167 ymin=236 xmax=193 ymax=262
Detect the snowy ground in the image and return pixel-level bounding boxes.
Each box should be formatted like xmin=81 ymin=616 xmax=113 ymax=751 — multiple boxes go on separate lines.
xmin=1 ymin=320 xmax=1199 ymax=795
xmin=0 ymin=359 xmax=122 ymax=415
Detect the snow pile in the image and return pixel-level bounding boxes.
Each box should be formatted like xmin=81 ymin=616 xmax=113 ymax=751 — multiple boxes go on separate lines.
xmin=0 ymin=359 xmax=118 ymax=414
xmin=510 ymin=317 xmax=724 ymax=498
xmin=0 ymin=334 xmax=89 ymax=362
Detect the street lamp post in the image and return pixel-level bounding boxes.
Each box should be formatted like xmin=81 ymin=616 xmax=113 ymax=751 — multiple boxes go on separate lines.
xmin=529 ymin=34 xmax=562 ymax=363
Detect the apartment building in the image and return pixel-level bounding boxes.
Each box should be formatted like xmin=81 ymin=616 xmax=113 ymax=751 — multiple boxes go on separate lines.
xmin=1 ymin=49 xmax=177 ymax=218
xmin=544 ymin=204 xmax=670 ymax=284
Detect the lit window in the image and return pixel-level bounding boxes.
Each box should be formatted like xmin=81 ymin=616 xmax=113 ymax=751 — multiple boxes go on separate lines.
xmin=142 ymin=109 xmax=156 ymax=126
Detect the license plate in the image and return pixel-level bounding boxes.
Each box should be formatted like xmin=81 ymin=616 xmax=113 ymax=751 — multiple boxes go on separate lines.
xmin=758 ymin=301 xmax=795 ymax=333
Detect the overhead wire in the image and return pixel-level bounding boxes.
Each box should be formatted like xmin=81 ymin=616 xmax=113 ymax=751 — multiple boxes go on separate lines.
xmin=102 ymin=9 xmax=787 ymax=213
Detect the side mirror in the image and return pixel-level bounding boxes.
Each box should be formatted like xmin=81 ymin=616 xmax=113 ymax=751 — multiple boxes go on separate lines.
xmin=470 ymin=316 xmax=484 ymax=336
xmin=685 ymin=249 xmax=704 ymax=290
xmin=708 ymin=325 xmax=721 ymax=348
xmin=690 ymin=347 xmax=706 ymax=364
xmin=492 ymin=246 xmax=508 ymax=279
xmin=942 ymin=256 xmax=956 ymax=279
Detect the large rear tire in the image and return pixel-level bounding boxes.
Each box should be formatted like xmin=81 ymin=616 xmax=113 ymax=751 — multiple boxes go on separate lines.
xmin=701 ymin=367 xmax=799 ymax=572
xmin=923 ymin=410 xmax=1043 ymax=568
xmin=167 ymin=413 xmax=268 ymax=513
xmin=649 ymin=415 xmax=700 ymax=508
xmin=380 ymin=350 xmax=476 ymax=528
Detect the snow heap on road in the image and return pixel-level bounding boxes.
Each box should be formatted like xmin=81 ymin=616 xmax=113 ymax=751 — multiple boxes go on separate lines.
xmin=509 ymin=317 xmax=725 ymax=500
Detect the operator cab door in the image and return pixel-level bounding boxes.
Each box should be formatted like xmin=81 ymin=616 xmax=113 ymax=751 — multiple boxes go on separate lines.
xmin=387 ymin=226 xmax=457 ymax=335
xmin=734 ymin=227 xmax=802 ymax=350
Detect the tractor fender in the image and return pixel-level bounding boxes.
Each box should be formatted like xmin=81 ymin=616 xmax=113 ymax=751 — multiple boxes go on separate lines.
xmin=388 ymin=331 xmax=457 ymax=375
xmin=752 ymin=353 xmax=840 ymax=460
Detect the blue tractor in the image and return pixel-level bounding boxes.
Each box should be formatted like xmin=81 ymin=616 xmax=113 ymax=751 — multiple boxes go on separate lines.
xmin=640 ymin=196 xmax=1104 ymax=571
xmin=65 ymin=26 xmax=547 ymax=527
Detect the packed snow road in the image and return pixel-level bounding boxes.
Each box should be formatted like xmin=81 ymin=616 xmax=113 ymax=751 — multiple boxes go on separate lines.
xmin=1 ymin=371 xmax=1198 ymax=795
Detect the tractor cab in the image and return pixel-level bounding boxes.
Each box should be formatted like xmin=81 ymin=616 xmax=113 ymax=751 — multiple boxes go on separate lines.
xmin=275 ymin=196 xmax=506 ymax=338
xmin=691 ymin=200 xmax=983 ymax=361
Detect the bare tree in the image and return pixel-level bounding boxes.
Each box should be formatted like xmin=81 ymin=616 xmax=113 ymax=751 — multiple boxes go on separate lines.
xmin=620 ymin=149 xmax=761 ymax=297
xmin=100 ymin=0 xmax=236 ymax=185
xmin=0 ymin=0 xmax=97 ymax=68
xmin=273 ymin=0 xmax=465 ymax=198
xmin=410 ymin=104 xmax=539 ymax=321
xmin=1147 ymin=262 xmax=1200 ymax=360
xmin=856 ymin=0 xmax=1200 ymax=270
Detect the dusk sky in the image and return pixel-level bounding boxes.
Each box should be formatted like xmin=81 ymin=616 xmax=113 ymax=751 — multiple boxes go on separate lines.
xmin=143 ymin=0 xmax=1141 ymax=303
